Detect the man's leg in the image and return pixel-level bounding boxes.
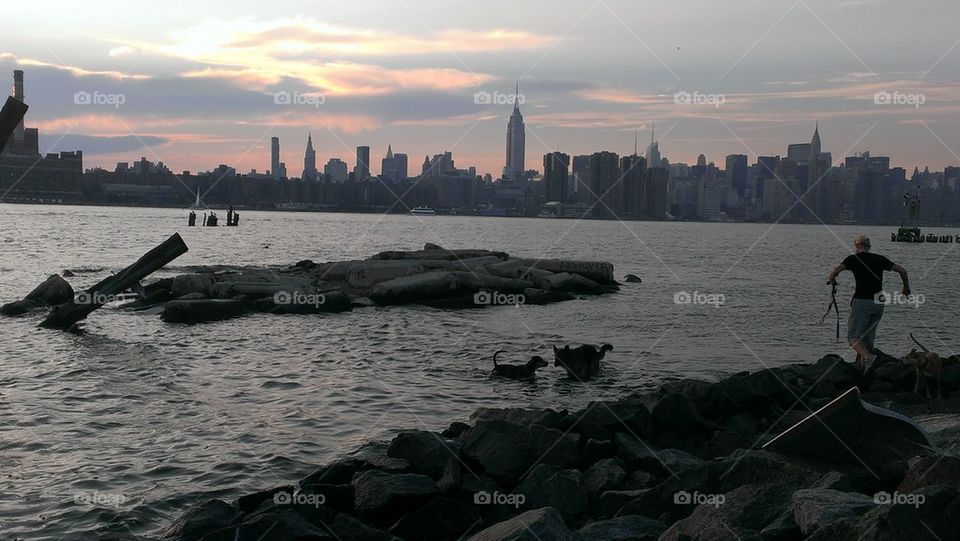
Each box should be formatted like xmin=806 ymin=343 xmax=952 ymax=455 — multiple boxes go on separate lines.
xmin=847 ymin=300 xmax=874 ymax=370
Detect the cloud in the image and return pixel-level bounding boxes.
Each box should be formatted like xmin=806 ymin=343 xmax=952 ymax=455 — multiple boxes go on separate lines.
xmin=101 ymin=17 xmax=553 ymax=95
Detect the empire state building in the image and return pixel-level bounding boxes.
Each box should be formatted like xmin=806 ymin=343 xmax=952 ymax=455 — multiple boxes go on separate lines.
xmin=502 ymin=83 xmax=525 ymax=182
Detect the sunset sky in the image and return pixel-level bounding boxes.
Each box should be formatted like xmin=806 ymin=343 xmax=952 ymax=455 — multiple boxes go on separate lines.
xmin=2 ymin=0 xmax=959 ymax=177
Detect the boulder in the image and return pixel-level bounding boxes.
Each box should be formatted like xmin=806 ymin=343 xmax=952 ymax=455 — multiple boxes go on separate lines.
xmin=915 ymin=413 xmax=960 ymax=448
xmin=515 ymin=464 xmax=587 ymax=519
xmin=161 ymin=298 xmax=247 ymax=324
xmin=570 ymin=399 xmax=656 ymax=441
xmin=227 ymin=508 xmax=334 ymax=540
xmin=0 ymin=298 xmax=39 ymax=316
xmin=461 ymin=420 xmax=536 ymax=486
xmin=520 ymin=288 xmax=576 ymax=305
xmin=161 ymin=499 xmax=236 ymax=540
xmin=270 ymin=290 xmax=352 ymax=314
xmin=623 ymin=274 xmax=643 ymax=283
xmin=386 ymin=430 xmax=461 ymax=478
xmin=326 ymin=513 xmax=399 ymax=540
xmin=583 ymin=458 xmax=627 ymax=502
xmin=486 ymin=259 xmax=554 ymax=282
xmin=170 ymin=273 xmax=215 ymax=298
xmin=469 ymin=407 xmax=568 ymax=430
xmin=525 ymin=424 xmax=579 ymax=468
xmin=661 ymin=483 xmax=794 ymax=541
xmin=347 ymin=261 xmax=429 ymax=288
xmin=859 ymin=485 xmax=960 ymax=540
xmin=442 ymin=421 xmax=471 ymax=439
xmin=535 ymin=272 xmax=612 ymax=294
xmin=650 ymin=392 xmax=715 ymax=437
xmin=898 ymin=454 xmax=960 ymax=492
xmin=574 ymin=515 xmax=665 ymax=541
xmin=452 ymin=271 xmax=534 ymax=294
xmin=791 ymin=488 xmax=875 ymax=535
xmin=467 ymin=507 xmax=574 ymax=541
xmin=516 ymin=258 xmax=616 ymax=285
xmin=300 ymin=443 xmax=410 ymax=486
xmin=370 ymin=248 xmax=508 ymax=262
xmin=352 ymin=470 xmax=439 ymax=525
xmin=369 ymin=271 xmax=462 ymax=305
xmin=24 ymin=274 xmax=75 ymax=305
xmin=388 ymin=497 xmax=481 ymax=540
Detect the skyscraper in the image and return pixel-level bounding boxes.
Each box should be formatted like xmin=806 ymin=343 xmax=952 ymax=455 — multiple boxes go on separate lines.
xmin=303 ymin=133 xmax=317 ymax=181
xmin=646 ymin=123 xmax=662 ymax=169
xmin=589 ymin=151 xmax=620 ymax=218
xmin=543 ymin=152 xmax=570 ymax=204
xmin=324 ymin=158 xmax=349 ymax=182
xmin=725 ymin=154 xmax=748 ymax=197
xmin=502 ymin=83 xmax=525 ymax=182
xmin=271 ymin=136 xmax=282 ymax=180
xmin=380 ymin=145 xmax=408 ymax=182
xmin=355 ymin=146 xmax=370 ymax=181
xmin=11 ymin=70 xmax=24 ymax=153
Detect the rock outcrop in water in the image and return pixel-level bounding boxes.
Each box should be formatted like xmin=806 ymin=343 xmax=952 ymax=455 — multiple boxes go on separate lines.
xmin=152 ymin=244 xmax=617 ymax=323
xmin=160 ymin=353 xmax=960 ymax=541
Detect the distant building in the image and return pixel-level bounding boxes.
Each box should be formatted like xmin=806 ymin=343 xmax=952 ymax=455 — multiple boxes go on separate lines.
xmin=787 ymin=143 xmax=811 ymax=165
xmin=0 ymin=70 xmax=83 ymax=202
xmin=271 ymin=137 xmax=283 ymax=180
xmin=589 ymin=151 xmax=620 ymax=218
xmin=303 ymin=133 xmax=317 ymax=181
xmin=542 ymin=151 xmax=570 ymax=204
xmin=324 ymin=158 xmax=349 ymax=182
xmin=380 ymin=145 xmax=408 ymax=182
xmin=619 ymin=154 xmax=645 ymax=216
xmin=726 ymin=154 xmax=748 ymax=197
xmin=646 ymin=124 xmax=662 ymax=169
xmin=354 ymin=146 xmax=370 ymax=181
xmin=502 ymin=83 xmax=525 ymax=182
xmin=643 ymin=167 xmax=670 ymax=218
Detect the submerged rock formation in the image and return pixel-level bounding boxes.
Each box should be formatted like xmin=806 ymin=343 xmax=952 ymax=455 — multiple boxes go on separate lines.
xmin=160 ymin=353 xmax=960 ymax=540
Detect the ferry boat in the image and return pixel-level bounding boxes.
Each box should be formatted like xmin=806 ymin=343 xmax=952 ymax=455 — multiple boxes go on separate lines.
xmin=410 ymin=206 xmax=436 ymax=216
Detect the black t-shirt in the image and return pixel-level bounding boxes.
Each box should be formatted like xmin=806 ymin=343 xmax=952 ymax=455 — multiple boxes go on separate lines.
xmin=842 ymin=252 xmax=894 ymax=299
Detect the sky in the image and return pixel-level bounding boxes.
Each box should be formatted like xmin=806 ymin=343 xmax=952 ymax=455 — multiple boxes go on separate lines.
xmin=2 ymin=0 xmax=959 ymax=177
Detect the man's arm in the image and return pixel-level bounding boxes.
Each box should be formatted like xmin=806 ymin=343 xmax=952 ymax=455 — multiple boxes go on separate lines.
xmin=827 ymin=263 xmax=846 ymax=285
xmin=891 ymin=264 xmax=911 ymax=295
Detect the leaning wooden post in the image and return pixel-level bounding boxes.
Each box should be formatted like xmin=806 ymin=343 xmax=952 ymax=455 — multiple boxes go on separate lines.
xmin=41 ymin=233 xmax=189 ymax=330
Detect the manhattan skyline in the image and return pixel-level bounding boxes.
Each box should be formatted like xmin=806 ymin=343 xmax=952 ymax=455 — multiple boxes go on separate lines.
xmin=2 ymin=0 xmax=959 ymax=177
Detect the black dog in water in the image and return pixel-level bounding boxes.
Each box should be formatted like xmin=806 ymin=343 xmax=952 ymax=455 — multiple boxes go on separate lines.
xmin=492 ymin=350 xmax=548 ymax=380
xmin=553 ymin=343 xmax=613 ymax=380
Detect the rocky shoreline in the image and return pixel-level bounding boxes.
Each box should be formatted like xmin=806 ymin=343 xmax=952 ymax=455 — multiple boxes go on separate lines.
xmin=156 ymin=353 xmax=960 ymax=541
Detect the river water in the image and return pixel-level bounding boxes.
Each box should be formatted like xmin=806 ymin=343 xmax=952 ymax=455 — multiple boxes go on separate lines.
xmin=1 ymin=204 xmax=957 ymax=539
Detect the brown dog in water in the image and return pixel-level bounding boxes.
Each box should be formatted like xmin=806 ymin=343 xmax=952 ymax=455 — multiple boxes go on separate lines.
xmin=907 ymin=333 xmax=942 ymax=399
xmin=553 ymin=343 xmax=613 ymax=380
xmin=492 ymin=350 xmax=548 ymax=380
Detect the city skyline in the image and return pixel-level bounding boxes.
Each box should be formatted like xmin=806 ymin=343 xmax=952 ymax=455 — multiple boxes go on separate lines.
xmin=1 ymin=0 xmax=959 ymax=177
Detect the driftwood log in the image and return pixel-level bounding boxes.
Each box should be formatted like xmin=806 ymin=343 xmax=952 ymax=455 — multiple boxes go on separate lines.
xmin=41 ymin=233 xmax=189 ymax=330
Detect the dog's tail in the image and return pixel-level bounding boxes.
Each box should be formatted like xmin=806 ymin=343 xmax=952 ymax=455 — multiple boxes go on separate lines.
xmin=493 ymin=350 xmax=505 ymax=367
xmin=910 ymin=333 xmax=930 ymax=353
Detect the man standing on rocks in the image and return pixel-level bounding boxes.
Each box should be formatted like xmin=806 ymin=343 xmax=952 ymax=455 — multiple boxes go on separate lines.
xmin=827 ymin=235 xmax=911 ymax=372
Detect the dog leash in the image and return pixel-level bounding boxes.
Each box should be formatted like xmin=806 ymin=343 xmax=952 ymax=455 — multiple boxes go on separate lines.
xmin=821 ymin=282 xmax=840 ymax=340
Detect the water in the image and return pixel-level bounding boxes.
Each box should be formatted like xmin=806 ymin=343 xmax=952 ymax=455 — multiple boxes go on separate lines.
xmin=1 ymin=204 xmax=957 ymax=539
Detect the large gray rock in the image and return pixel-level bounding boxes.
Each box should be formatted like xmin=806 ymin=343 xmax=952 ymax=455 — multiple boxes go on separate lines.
xmin=525 ymin=424 xmax=579 ymax=468
xmin=25 ymin=274 xmax=74 ymax=305
xmin=327 ymin=513 xmax=399 ymax=541
xmin=583 ymin=458 xmax=627 ymax=502
xmin=660 ymin=483 xmax=793 ymax=541
xmin=461 ymin=420 xmax=536 ymax=486
xmin=0 ymin=298 xmax=39 ymax=316
xmin=170 ymin=273 xmax=215 ymax=298
xmin=388 ymin=497 xmax=481 ymax=541
xmin=467 ymin=507 xmax=574 ymax=541
xmin=469 ymin=407 xmax=568 ymax=430
xmin=486 ymin=259 xmax=553 ymax=281
xmin=791 ymin=488 xmax=875 ymax=535
xmin=898 ymin=454 xmax=960 ymax=492
xmin=575 ymin=515 xmax=666 ymax=541
xmin=515 ymin=464 xmax=587 ymax=519
xmin=386 ymin=430 xmax=461 ymax=478
xmin=452 ymin=271 xmax=533 ymax=293
xmin=347 ymin=261 xmax=428 ymax=288
xmin=369 ymin=271 xmax=462 ymax=305
xmin=301 ymin=442 xmax=410 ymax=486
xmin=161 ymin=298 xmax=247 ymax=323
xmin=352 ymin=470 xmax=439 ymax=525
xmin=269 ymin=290 xmax=352 ymax=314
xmin=517 ymin=258 xmax=615 ymax=285
xmin=161 ymin=499 xmax=235 ymax=540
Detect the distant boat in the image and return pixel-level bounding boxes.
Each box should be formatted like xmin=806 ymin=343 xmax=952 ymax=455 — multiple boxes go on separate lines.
xmin=411 ymin=206 xmax=436 ymax=216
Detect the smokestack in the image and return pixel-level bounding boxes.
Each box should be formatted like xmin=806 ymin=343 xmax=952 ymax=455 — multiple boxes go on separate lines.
xmin=11 ymin=70 xmax=25 ymax=153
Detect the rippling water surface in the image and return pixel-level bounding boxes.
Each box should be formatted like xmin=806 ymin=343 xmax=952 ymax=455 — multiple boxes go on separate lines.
xmin=1 ymin=204 xmax=957 ymax=539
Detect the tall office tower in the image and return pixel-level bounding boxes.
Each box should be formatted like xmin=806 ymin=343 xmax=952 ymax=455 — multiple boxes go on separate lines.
xmin=643 ymin=167 xmax=670 ymax=218
xmin=755 ymin=156 xmax=781 ymax=202
xmin=271 ymin=136 xmax=282 ymax=180
xmin=354 ymin=146 xmax=370 ymax=181
xmin=502 ymin=83 xmax=525 ymax=182
xmin=11 ymin=70 xmax=25 ymax=153
xmin=620 ymin=154 xmax=646 ymax=216
xmin=571 ymin=155 xmax=592 ymax=205
xmin=543 ymin=151 xmax=570 ymax=204
xmin=805 ymin=121 xmax=833 ymax=221
xmin=589 ymin=151 xmax=620 ymax=218
xmin=380 ymin=145 xmax=409 ymax=182
xmin=726 ymin=154 xmax=748 ymax=197
xmin=646 ymin=123 xmax=662 ymax=169
xmin=324 ymin=158 xmax=349 ymax=182
xmin=303 ymin=133 xmax=317 ymax=181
